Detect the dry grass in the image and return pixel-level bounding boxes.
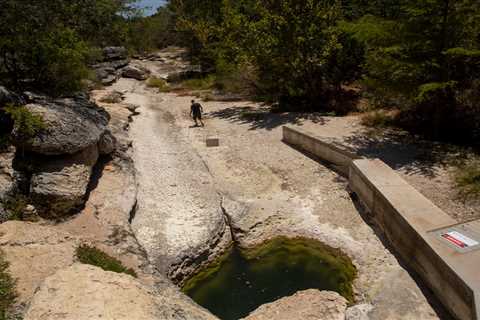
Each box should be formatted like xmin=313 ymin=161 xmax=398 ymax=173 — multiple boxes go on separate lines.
xmin=146 ymin=77 xmax=171 ymax=92
xmin=181 ymin=75 xmax=215 ymax=91
xmin=76 ymin=245 xmax=137 ymax=277
xmin=0 ymin=250 xmax=16 ymax=320
xmin=99 ymin=91 xmax=123 ymax=104
xmin=360 ymin=109 xmax=398 ymax=128
xmin=455 ymin=160 xmax=480 ymax=199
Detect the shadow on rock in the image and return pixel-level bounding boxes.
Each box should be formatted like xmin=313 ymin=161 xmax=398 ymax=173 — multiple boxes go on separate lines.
xmin=343 ymin=129 xmax=464 ymax=178
xmin=208 ymin=105 xmax=330 ymax=131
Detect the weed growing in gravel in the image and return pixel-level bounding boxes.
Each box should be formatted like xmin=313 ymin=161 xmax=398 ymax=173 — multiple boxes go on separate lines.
xmin=456 ymin=161 xmax=480 ymax=199
xmin=146 ymin=77 xmax=171 ymax=92
xmin=76 ymin=245 xmax=137 ymax=277
xmin=361 ymin=109 xmax=396 ymax=128
xmin=99 ymin=91 xmax=123 ymax=104
xmin=181 ymin=75 xmax=215 ymax=91
xmin=0 ymin=250 xmax=16 ymax=320
xmin=3 ymin=195 xmax=29 ymax=221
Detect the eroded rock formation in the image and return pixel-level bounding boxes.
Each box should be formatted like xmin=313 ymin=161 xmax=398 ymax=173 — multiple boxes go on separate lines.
xmin=8 ymin=93 xmax=115 ymax=218
xmin=24 ymin=264 xmax=217 ymax=320
xmin=243 ymin=290 xmax=348 ymax=320
xmin=92 ymin=46 xmax=130 ymax=86
xmin=16 ymin=94 xmax=109 ymax=155
xmin=122 ymin=64 xmax=151 ymax=81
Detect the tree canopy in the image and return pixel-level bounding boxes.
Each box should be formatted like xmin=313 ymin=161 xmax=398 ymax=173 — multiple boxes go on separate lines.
xmin=0 ymin=0 xmax=478 ymax=143
xmin=166 ymin=0 xmax=479 ymax=143
xmin=0 ymin=0 xmax=139 ymax=96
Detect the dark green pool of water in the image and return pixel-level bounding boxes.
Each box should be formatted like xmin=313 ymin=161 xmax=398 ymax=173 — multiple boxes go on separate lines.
xmin=182 ymin=237 xmax=356 ymax=320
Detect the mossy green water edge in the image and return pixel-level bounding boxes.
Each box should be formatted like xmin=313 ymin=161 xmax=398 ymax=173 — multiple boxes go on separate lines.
xmin=182 ymin=237 xmax=356 ymax=320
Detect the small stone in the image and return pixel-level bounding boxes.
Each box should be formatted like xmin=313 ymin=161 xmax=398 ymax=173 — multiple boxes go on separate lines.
xmin=122 ymin=65 xmax=150 ymax=81
xmin=206 ymin=137 xmax=220 ymax=147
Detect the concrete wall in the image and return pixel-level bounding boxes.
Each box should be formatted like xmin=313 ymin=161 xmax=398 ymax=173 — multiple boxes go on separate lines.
xmin=350 ymin=159 xmax=478 ymax=320
xmin=282 ymin=126 xmax=480 ymax=320
xmin=282 ymin=126 xmax=360 ymax=176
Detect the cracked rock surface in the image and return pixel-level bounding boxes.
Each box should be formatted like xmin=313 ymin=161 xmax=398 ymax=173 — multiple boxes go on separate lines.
xmin=111 ymin=77 xmax=231 ymax=283
xmin=116 ymin=55 xmax=444 ymax=319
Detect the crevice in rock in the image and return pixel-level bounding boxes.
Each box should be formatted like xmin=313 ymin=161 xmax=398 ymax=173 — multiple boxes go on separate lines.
xmin=128 ymin=199 xmax=138 ymax=224
xmin=124 ymin=105 xmax=141 ymax=131
xmin=83 ymin=154 xmax=113 ymax=205
xmin=220 ymin=197 xmax=237 ymax=244
xmin=168 ymin=217 xmax=232 ymax=286
xmin=168 ymin=196 xmax=244 ymax=287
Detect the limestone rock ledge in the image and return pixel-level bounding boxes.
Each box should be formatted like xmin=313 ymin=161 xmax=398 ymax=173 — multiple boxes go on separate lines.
xmin=24 ymin=264 xmax=217 ymax=320
xmin=8 ymin=91 xmax=115 ymax=218
xmin=0 ymin=221 xmax=80 ymax=308
xmin=242 ymin=289 xmax=348 ymax=320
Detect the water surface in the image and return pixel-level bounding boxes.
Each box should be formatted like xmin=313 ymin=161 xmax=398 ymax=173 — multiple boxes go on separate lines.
xmin=183 ymin=237 xmax=356 ymax=320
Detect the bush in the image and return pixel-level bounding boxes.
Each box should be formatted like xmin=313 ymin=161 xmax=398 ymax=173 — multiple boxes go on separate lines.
xmin=361 ymin=109 xmax=397 ymax=128
xmin=0 ymin=250 xmax=16 ymax=320
xmin=3 ymin=195 xmax=29 ymax=222
xmin=214 ymin=59 xmax=256 ymax=95
xmin=146 ymin=77 xmax=171 ymax=92
xmin=33 ymin=29 xmax=92 ymax=96
xmin=455 ymin=161 xmax=480 ymax=199
xmin=5 ymin=105 xmax=45 ymax=142
xmin=76 ymin=245 xmax=137 ymax=277
xmin=0 ymin=0 xmax=136 ymax=96
xmin=181 ymin=75 xmax=215 ymax=91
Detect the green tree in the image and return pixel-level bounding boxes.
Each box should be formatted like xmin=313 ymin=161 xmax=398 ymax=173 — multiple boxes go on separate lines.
xmin=126 ymin=6 xmax=178 ymax=53
xmin=170 ymin=0 xmax=364 ymax=110
xmin=346 ymin=0 xmax=480 ymax=141
xmin=233 ymin=0 xmax=363 ymax=109
xmin=0 ymin=0 xmax=139 ymax=96
xmin=4 ymin=105 xmax=45 ymax=155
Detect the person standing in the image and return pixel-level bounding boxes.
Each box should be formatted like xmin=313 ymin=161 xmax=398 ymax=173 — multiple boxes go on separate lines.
xmin=190 ymin=100 xmax=204 ymax=127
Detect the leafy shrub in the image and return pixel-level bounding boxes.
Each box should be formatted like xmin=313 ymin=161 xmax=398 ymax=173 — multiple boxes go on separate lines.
xmin=0 ymin=0 xmax=137 ymax=96
xmin=146 ymin=77 xmax=171 ymax=92
xmin=0 ymin=250 xmax=16 ymax=320
xmin=76 ymin=245 xmax=137 ymax=277
xmin=455 ymin=161 xmax=480 ymax=199
xmin=214 ymin=59 xmax=256 ymax=95
xmin=3 ymin=195 xmax=29 ymax=222
xmin=34 ymin=29 xmax=92 ymax=96
xmin=5 ymin=105 xmax=45 ymax=142
xmin=181 ymin=75 xmax=215 ymax=91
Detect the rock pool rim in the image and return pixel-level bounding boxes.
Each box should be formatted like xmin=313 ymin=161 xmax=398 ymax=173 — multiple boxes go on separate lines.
xmin=182 ymin=236 xmax=357 ymax=319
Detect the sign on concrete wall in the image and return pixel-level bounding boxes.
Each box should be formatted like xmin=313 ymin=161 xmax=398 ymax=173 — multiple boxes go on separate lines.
xmin=431 ymin=220 xmax=480 ymax=253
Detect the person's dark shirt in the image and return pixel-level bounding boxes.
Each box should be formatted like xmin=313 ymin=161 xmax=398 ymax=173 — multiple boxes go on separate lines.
xmin=191 ymin=102 xmax=202 ymax=115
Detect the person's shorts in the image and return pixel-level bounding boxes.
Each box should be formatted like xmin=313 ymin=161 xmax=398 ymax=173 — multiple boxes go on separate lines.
xmin=193 ymin=112 xmax=202 ymax=120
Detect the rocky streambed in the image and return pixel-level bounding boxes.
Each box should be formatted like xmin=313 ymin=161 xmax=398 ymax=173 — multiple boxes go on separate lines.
xmin=112 ymin=49 xmax=445 ymax=319
xmin=0 ymin=47 xmax=448 ymax=320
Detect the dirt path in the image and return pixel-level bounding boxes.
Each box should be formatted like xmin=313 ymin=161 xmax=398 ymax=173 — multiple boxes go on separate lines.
xmin=106 ymin=57 xmax=458 ymax=319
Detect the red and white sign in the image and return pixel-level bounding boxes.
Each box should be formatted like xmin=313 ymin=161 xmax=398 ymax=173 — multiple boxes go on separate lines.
xmin=441 ymin=231 xmax=479 ymax=248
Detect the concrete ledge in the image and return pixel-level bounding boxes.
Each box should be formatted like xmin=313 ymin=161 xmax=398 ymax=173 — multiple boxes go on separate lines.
xmin=350 ymin=159 xmax=479 ymax=320
xmin=282 ymin=126 xmax=360 ymax=175
xmin=282 ymin=126 xmax=480 ymax=320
